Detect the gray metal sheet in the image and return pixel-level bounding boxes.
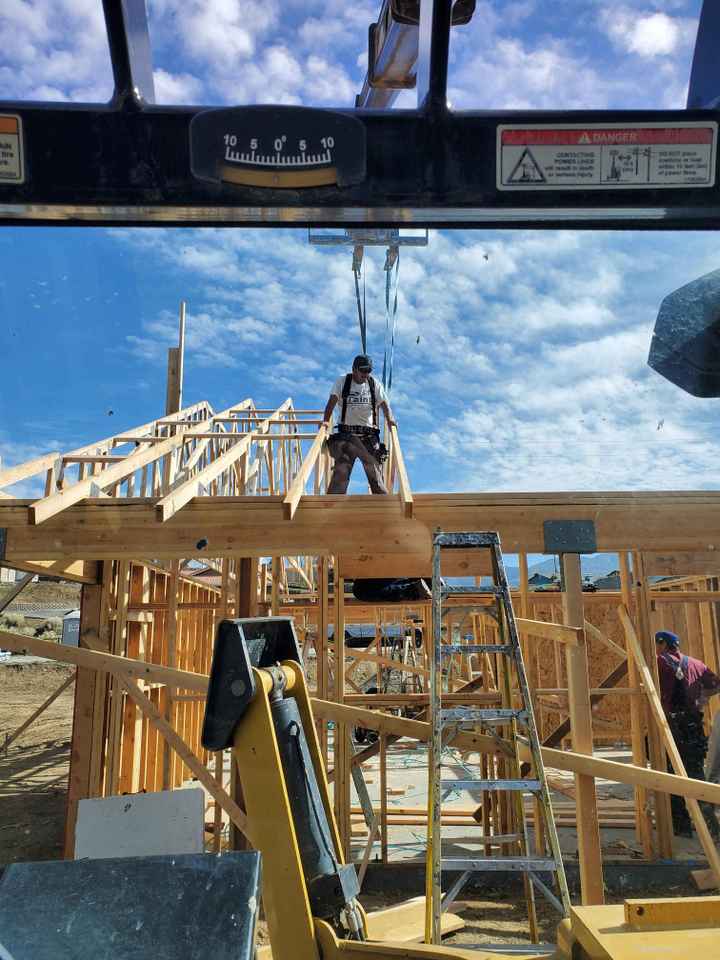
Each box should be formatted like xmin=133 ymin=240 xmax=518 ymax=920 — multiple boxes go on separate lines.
xmin=0 ymin=852 xmax=261 ymax=960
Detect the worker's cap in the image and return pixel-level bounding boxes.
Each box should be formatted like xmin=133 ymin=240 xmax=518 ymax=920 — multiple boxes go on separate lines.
xmin=352 ymin=354 xmax=373 ymax=372
xmin=655 ymin=630 xmax=680 ymax=648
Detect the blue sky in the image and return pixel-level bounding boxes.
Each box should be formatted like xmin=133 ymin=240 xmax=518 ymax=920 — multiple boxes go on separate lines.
xmin=1 ymin=0 xmax=719 ymax=496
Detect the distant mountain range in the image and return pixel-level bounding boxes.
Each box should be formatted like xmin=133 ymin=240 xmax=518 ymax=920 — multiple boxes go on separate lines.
xmin=475 ymin=554 xmax=620 ymax=588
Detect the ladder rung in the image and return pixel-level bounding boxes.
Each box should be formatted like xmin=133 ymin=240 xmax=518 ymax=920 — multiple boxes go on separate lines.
xmin=441 ymin=779 xmax=541 ymax=793
xmin=442 ymin=644 xmax=513 ymax=655
xmin=441 ymin=857 xmax=557 ymax=873
xmin=441 ymin=708 xmax=528 ymax=723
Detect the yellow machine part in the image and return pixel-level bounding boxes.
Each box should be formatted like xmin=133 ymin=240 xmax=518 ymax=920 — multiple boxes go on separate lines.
xmin=556 ymin=897 xmax=720 ymax=960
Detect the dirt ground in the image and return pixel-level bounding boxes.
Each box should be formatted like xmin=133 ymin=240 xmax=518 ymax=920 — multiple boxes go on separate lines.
xmin=0 ymin=661 xmax=75 ymax=867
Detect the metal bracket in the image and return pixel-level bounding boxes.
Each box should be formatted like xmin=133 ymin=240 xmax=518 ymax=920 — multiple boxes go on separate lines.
xmin=543 ymin=520 xmax=596 ymax=554
xmin=201 ymin=617 xmax=302 ymax=751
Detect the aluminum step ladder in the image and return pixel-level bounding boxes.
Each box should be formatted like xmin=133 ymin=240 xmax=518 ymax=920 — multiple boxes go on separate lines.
xmin=425 ymin=531 xmax=570 ymax=945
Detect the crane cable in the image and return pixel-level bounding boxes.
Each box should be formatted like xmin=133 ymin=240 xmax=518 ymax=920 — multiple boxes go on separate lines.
xmin=351 ymin=242 xmax=400 ymax=392
xmin=382 ymin=246 xmax=400 ymax=394
xmin=352 ymin=257 xmax=368 ymax=355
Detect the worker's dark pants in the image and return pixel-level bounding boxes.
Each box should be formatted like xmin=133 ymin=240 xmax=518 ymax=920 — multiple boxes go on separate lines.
xmin=327 ymin=434 xmax=388 ymax=495
xmin=667 ymin=709 xmax=720 ymax=838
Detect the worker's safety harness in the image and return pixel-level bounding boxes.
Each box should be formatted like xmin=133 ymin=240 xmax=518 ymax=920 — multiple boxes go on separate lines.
xmin=327 ymin=374 xmax=388 ymax=463
xmin=660 ymin=652 xmax=691 ymax=712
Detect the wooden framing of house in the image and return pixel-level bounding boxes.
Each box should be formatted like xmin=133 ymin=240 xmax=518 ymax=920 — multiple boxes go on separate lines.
xmin=3 ymin=399 xmax=720 ymax=903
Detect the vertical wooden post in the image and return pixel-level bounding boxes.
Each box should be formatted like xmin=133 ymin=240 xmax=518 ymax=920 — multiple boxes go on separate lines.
xmin=334 ymin=571 xmax=350 ymax=858
xmin=64 ymin=562 xmax=109 ymax=858
xmin=105 ymin=560 xmax=130 ymax=796
xmin=699 ymin=596 xmax=720 ymax=724
xmin=619 ymin=552 xmax=654 ymax=857
xmin=162 ymin=560 xmax=180 ymax=789
xmin=380 ymin=734 xmax=388 ymax=863
xmin=561 ymin=553 xmax=604 ymax=904
xmin=230 ymin=557 xmax=257 ymax=850
xmin=633 ymin=551 xmax=674 ymax=857
xmin=165 ymin=300 xmax=186 ymax=415
xmin=271 ymin=557 xmax=281 ymax=615
xmin=119 ymin=564 xmax=146 ymax=794
xmin=317 ymin=557 xmax=330 ymax=760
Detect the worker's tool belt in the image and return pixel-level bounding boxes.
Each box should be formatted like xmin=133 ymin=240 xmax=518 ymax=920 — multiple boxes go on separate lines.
xmin=328 ymin=427 xmax=388 ymax=464
xmin=337 ymin=425 xmax=377 ymax=436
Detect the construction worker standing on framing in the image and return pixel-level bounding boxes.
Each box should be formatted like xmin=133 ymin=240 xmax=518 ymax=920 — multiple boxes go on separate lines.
xmin=655 ymin=629 xmax=720 ymax=839
xmin=323 ymin=354 xmax=395 ymax=494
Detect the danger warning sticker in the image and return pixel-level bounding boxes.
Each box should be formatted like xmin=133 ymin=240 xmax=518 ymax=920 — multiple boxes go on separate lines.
xmin=497 ymin=122 xmax=717 ymax=191
xmin=0 ymin=115 xmax=24 ymax=184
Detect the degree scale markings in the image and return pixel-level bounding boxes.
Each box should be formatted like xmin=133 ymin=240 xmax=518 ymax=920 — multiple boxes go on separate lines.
xmin=189 ymin=106 xmax=366 ymax=190
xmin=224 ymin=148 xmax=334 ymax=168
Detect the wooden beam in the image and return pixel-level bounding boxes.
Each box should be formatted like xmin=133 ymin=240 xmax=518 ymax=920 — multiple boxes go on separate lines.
xmin=338 ymin=549 xmax=492 ymax=579
xmin=64 ymin=570 xmax=109 ymax=858
xmin=0 ymin=630 xmax=209 ymax=690
xmin=562 ymin=553 xmax=604 ymax=905
xmin=232 ymin=557 xmax=256 ymax=851
xmin=388 ymin=424 xmax=413 ymax=518
xmin=0 ymin=571 xmax=35 ymax=613
xmin=29 ymin=411 xmax=224 ymax=524
xmin=283 ymin=423 xmax=328 ymax=520
xmin=644 ymin=551 xmax=720 ymax=577
xmin=0 ymin=559 xmax=100 ymax=584
xmin=619 ymin=551 xmax=654 ymax=859
xmin=634 ymin=550 xmax=674 ymax=856
xmin=314 ymin=698 xmax=509 ymax=757
xmin=0 ymin=452 xmax=61 ymax=490
xmin=583 ymin=619 xmax=627 ymax=660
xmin=334 ymin=572 xmax=350 ymax=857
xmin=3 ymin=673 xmax=75 ymax=750
xmin=6 ymin=630 xmax=720 ymax=812
xmin=10 ymin=491 xmax=720 ymax=561
xmin=165 ymin=300 xmax=186 ymax=415
xmin=156 ymin=400 xmax=291 ymax=522
xmin=618 ymin=603 xmax=720 ymax=886
xmin=516 ymin=617 xmax=582 ymax=646
xmin=651 ymin=591 xmax=720 ymax=602
xmin=332 ymin=647 xmax=428 ymax=678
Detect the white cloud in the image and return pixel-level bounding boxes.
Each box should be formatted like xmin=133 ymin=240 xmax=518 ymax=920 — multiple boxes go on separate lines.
xmin=153 ymin=68 xmax=203 ymax=104
xmin=600 ymin=9 xmax=696 ymax=58
xmin=0 ymin=0 xmax=113 ymax=101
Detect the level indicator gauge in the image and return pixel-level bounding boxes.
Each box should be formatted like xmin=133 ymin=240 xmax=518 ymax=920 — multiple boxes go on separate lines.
xmin=190 ymin=106 xmax=366 ymax=189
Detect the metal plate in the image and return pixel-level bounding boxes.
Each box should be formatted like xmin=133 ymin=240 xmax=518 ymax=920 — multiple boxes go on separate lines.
xmin=0 ymin=852 xmax=261 ymax=960
xmin=543 ymin=520 xmax=597 ymax=554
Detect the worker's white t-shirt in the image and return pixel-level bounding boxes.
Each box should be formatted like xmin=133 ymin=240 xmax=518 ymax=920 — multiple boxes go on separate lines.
xmin=330 ymin=374 xmax=387 ymax=428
